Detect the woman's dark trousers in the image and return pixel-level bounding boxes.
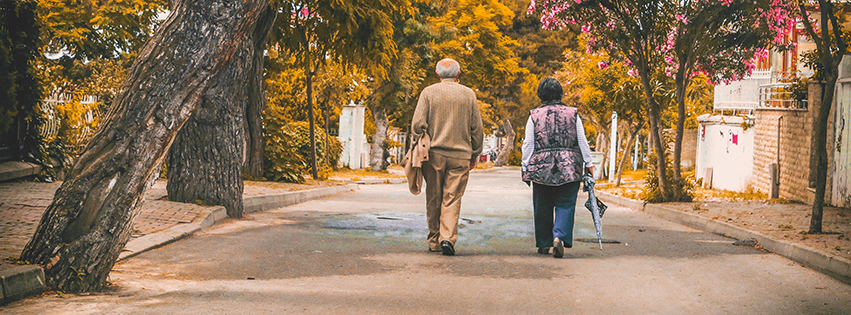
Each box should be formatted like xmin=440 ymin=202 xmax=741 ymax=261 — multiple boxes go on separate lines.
xmin=532 ymin=181 xmax=580 ymax=248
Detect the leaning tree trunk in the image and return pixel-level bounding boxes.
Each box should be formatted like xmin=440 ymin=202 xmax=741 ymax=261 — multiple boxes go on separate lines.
xmin=615 ymin=121 xmax=643 ymax=186
xmin=370 ymin=106 xmax=390 ymax=171
xmin=244 ymin=7 xmax=276 ymax=180
xmin=493 ymin=118 xmax=515 ymax=167
xmin=20 ymin=0 xmax=268 ymax=293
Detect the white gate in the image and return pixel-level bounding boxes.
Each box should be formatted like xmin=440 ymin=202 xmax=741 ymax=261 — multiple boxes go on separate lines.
xmin=833 ymin=80 xmax=851 ymax=207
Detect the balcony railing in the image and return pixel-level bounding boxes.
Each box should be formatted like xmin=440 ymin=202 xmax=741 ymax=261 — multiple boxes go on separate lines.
xmin=757 ymin=83 xmax=808 ymax=110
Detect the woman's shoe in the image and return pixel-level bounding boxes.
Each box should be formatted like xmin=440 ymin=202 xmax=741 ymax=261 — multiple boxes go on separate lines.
xmin=537 ymin=247 xmax=550 ymax=254
xmin=553 ymin=238 xmax=564 ymax=258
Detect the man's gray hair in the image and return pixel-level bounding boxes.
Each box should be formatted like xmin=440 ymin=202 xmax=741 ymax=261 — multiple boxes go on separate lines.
xmin=435 ymin=58 xmax=461 ymax=79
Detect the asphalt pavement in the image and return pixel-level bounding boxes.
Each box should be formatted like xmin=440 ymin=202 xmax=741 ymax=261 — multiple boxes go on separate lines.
xmin=3 ymin=168 xmax=849 ymax=314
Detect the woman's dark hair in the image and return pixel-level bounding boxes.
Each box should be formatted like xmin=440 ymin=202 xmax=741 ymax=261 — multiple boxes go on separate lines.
xmin=537 ymin=77 xmax=563 ymax=102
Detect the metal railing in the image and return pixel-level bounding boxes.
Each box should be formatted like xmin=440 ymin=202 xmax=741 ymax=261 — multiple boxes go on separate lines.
xmin=39 ymin=92 xmax=101 ymax=153
xmin=758 ymin=83 xmax=808 ymax=110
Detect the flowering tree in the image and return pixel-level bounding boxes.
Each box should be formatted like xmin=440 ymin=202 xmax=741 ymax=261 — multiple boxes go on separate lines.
xmin=665 ymin=0 xmax=795 ymax=197
xmin=530 ymin=0 xmax=795 ymax=201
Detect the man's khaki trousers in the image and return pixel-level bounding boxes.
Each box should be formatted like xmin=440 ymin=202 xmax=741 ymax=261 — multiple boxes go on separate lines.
xmin=422 ymin=153 xmax=470 ymax=251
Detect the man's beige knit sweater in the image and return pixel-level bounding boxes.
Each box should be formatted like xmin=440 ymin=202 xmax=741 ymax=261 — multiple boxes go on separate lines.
xmin=411 ymin=78 xmax=484 ymax=160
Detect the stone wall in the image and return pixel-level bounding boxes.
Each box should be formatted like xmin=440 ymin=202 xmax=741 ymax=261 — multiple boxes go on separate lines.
xmin=680 ymin=129 xmax=698 ymax=169
xmin=663 ymin=129 xmax=698 ymax=169
xmin=752 ymin=83 xmax=835 ymax=203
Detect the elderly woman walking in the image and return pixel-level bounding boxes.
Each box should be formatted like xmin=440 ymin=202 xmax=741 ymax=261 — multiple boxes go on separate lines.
xmin=522 ymin=77 xmax=594 ymax=258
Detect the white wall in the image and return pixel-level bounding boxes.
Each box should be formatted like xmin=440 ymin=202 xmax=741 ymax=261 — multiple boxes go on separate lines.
xmin=695 ymin=114 xmax=755 ymax=192
xmin=338 ymin=101 xmax=368 ymax=169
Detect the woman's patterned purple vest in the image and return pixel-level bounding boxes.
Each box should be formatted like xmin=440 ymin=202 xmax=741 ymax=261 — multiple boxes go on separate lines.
xmin=521 ymin=103 xmax=584 ymax=186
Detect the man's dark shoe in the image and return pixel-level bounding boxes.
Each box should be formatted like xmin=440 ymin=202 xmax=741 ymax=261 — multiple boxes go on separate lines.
xmin=537 ymin=247 xmax=550 ymax=254
xmin=441 ymin=240 xmax=455 ymax=256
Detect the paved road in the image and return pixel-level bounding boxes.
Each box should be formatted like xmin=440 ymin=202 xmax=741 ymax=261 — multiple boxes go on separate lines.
xmin=5 ymin=169 xmax=851 ymax=314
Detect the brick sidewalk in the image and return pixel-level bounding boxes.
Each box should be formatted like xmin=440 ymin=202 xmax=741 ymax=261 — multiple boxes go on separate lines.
xmin=0 ymin=179 xmax=334 ymax=272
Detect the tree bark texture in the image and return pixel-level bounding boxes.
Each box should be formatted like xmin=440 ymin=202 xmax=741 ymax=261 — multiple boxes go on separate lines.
xmin=306 ymin=71 xmax=318 ymax=179
xmin=20 ymin=0 xmax=268 ymax=292
xmin=671 ymin=76 xmax=689 ymax=199
xmin=806 ymin=0 xmax=846 ymax=234
xmin=494 ymin=118 xmax=515 ymax=167
xmin=244 ymin=7 xmax=276 ymax=179
xmin=166 ymin=45 xmax=250 ymax=219
xmin=811 ymin=75 xmax=837 ymax=234
xmin=167 ymin=6 xmax=276 ymax=219
xmin=370 ymin=106 xmax=390 ymax=171
xmin=640 ymin=73 xmax=670 ymax=200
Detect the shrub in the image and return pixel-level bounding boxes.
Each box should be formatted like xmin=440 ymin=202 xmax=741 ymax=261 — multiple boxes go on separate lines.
xmin=263 ymin=121 xmax=342 ymax=182
xmin=507 ymin=149 xmax=522 ymax=166
xmin=639 ymin=153 xmax=694 ymax=203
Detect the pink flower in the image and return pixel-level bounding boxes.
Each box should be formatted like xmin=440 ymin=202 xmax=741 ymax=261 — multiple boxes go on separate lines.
xmin=598 ymin=61 xmax=609 ymax=69
xmin=675 ymin=13 xmax=688 ymax=25
xmin=581 ymin=24 xmax=591 ymax=33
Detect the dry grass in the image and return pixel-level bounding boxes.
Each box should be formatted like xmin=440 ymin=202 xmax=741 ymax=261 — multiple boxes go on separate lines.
xmin=693 ymin=186 xmax=768 ymax=202
xmin=329 ymin=166 xmax=405 ymax=181
xmin=618 ymin=169 xmax=647 ymax=182
xmin=599 ymin=175 xmax=769 ymax=203
xmin=474 ymin=161 xmax=494 ymax=169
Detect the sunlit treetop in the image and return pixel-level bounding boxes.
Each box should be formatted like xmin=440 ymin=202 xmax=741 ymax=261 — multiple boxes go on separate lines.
xmin=39 ymin=0 xmax=167 ymax=60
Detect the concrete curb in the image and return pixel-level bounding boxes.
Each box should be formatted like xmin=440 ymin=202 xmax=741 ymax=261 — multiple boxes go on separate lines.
xmin=0 ymin=161 xmax=42 ymax=182
xmin=119 ymin=206 xmax=227 ymax=261
xmin=0 ymin=184 xmax=359 ymax=305
xmin=595 ymin=191 xmax=851 ymax=284
xmin=244 ymin=184 xmax=358 ymax=214
xmin=333 ymin=178 xmax=406 ymax=185
xmin=0 ymin=265 xmax=45 ymax=305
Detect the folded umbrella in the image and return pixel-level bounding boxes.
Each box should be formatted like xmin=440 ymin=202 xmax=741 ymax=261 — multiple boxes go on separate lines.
xmin=582 ymin=173 xmax=605 ymax=250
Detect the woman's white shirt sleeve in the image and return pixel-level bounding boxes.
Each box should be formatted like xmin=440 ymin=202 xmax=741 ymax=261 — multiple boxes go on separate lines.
xmin=576 ymin=116 xmax=593 ymax=167
xmin=521 ymin=117 xmax=535 ymax=172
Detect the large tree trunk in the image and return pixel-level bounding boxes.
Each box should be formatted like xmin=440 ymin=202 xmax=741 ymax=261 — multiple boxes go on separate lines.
xmin=807 ymin=1 xmax=845 ymax=234
xmin=369 ymin=106 xmax=390 ymax=171
xmin=671 ymin=75 xmax=689 ymax=199
xmin=244 ymin=7 xmax=276 ymax=180
xmin=493 ymin=118 xmax=515 ymax=167
xmin=811 ymin=72 xmax=838 ymax=234
xmin=639 ymin=71 xmax=670 ymax=200
xmin=615 ymin=121 xmax=643 ymax=186
xmin=20 ymin=0 xmax=268 ymax=293
xmin=166 ymin=47 xmax=250 ymax=218
xmin=167 ymin=7 xmax=275 ymax=219
xmin=306 ymin=71 xmax=319 ymax=179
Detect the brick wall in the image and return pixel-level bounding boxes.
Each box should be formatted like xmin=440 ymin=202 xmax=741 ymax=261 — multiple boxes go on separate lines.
xmin=752 ymin=82 xmax=836 ymax=203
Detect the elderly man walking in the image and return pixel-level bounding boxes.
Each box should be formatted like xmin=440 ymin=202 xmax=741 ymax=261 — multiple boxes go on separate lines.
xmin=411 ymin=58 xmax=484 ymax=256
